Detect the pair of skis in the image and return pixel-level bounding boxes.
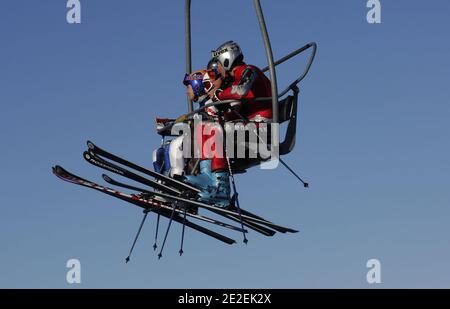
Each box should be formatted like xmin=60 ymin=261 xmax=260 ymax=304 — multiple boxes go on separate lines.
xmin=53 ymin=141 xmax=298 ymax=260
xmin=85 ymin=141 xmax=297 ymax=233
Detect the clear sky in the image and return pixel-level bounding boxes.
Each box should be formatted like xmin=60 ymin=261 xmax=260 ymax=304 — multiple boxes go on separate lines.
xmin=0 ymin=0 xmax=449 ymax=288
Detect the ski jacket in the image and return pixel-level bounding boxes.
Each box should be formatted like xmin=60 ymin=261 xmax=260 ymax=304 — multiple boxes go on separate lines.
xmin=217 ymin=63 xmax=272 ymax=122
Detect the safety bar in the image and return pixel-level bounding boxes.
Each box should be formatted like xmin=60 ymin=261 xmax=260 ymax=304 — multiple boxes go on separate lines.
xmin=265 ymin=42 xmax=317 ymax=98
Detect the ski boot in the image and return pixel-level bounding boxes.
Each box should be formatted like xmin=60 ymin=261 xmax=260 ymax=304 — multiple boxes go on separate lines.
xmin=197 ymin=170 xmax=231 ymax=207
xmin=184 ymin=160 xmax=214 ymax=190
xmin=184 ymin=160 xmax=231 ymax=207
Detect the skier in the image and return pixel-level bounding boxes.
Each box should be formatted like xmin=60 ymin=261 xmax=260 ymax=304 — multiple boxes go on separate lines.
xmin=152 ymin=68 xmax=218 ymax=177
xmin=209 ymin=41 xmax=275 ymax=167
xmin=185 ymin=41 xmax=274 ymax=206
xmin=209 ymin=41 xmax=273 ymax=123
xmin=152 ymin=66 xmax=232 ymax=206
xmin=182 ymin=69 xmax=232 ymax=207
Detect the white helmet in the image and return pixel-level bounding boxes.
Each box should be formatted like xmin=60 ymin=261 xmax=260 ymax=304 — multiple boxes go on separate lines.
xmin=211 ymin=41 xmax=244 ymax=71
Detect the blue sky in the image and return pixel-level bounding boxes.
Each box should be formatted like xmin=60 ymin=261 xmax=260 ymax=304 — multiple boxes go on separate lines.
xmin=0 ymin=0 xmax=449 ymax=288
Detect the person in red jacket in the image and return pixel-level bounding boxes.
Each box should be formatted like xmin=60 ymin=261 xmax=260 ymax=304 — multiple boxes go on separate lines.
xmin=210 ymin=41 xmax=273 ymax=123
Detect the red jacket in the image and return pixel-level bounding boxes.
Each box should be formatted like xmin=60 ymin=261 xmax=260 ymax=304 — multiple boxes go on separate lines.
xmin=217 ymin=63 xmax=272 ymax=121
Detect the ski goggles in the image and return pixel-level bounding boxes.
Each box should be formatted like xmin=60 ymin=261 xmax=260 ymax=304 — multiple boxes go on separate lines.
xmin=183 ymin=73 xmax=205 ymax=97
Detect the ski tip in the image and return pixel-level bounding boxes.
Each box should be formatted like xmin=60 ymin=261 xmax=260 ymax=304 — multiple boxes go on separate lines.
xmin=52 ymin=166 xmax=61 ymax=177
xmin=86 ymin=140 xmax=95 ymax=150
xmin=102 ymin=174 xmax=112 ymax=182
xmin=52 ymin=165 xmax=65 ymax=176
xmin=278 ymin=227 xmax=299 ymax=233
xmin=83 ymin=151 xmax=92 ymax=160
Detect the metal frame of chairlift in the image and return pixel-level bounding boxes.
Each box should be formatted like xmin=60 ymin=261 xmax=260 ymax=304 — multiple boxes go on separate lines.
xmin=184 ymin=0 xmax=317 ymax=160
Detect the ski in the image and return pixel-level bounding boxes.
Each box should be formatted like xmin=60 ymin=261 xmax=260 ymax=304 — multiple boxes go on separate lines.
xmin=209 ymin=209 xmax=277 ymax=237
xmin=87 ymin=140 xmax=200 ymax=193
xmin=102 ymin=173 xmax=276 ymax=237
xmin=101 ymin=173 xmax=247 ymax=233
xmin=84 ymin=147 xmax=298 ymax=233
xmin=83 ymin=150 xmax=182 ymax=196
xmin=140 ymin=188 xmax=298 ymax=233
xmin=226 ymin=206 xmax=295 ymax=234
xmin=52 ymin=165 xmax=236 ymax=245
